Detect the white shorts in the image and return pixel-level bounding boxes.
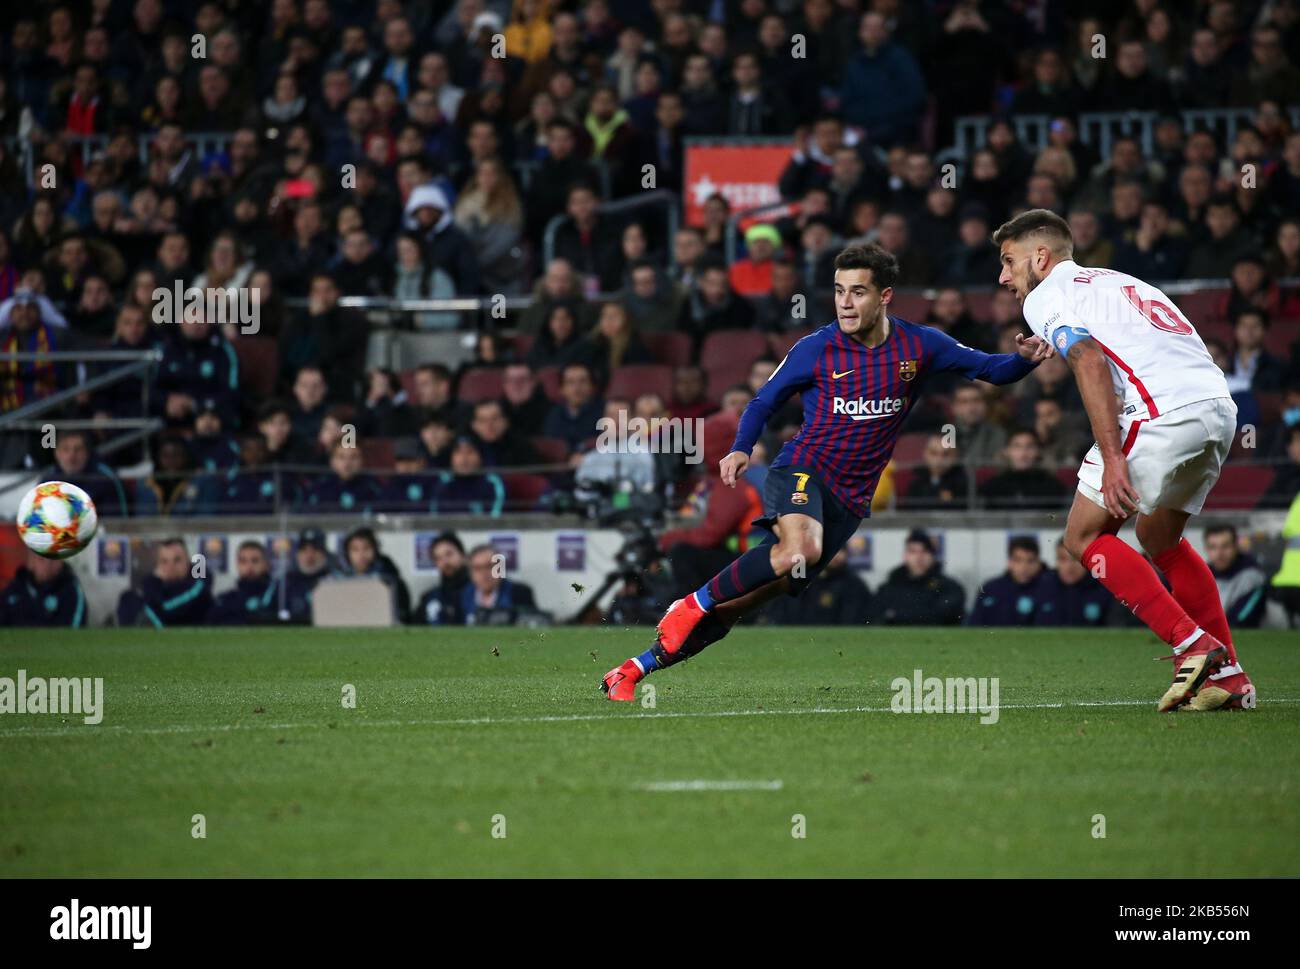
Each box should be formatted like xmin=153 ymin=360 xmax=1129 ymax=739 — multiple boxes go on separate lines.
xmin=1076 ymin=397 xmax=1237 ymax=517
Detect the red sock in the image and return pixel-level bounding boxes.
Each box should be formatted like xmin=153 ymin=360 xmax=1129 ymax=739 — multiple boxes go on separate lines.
xmin=1082 ymin=535 xmax=1200 ymax=649
xmin=1153 ymin=538 xmax=1237 ymax=664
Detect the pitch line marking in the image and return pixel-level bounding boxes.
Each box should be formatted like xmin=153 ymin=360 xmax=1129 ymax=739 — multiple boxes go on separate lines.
xmin=0 ymin=697 xmax=1296 ymax=739
xmin=639 ymin=780 xmax=784 ymax=792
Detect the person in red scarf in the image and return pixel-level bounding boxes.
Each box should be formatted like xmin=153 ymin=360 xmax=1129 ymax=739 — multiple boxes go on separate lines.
xmin=0 ymin=290 xmax=67 ymax=411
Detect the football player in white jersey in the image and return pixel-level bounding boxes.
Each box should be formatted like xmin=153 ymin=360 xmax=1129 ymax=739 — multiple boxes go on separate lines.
xmin=993 ymin=209 xmax=1253 ymax=712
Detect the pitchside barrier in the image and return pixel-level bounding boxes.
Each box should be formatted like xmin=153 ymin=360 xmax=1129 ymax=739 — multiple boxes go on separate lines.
xmin=24 ymin=511 xmax=1290 ymax=628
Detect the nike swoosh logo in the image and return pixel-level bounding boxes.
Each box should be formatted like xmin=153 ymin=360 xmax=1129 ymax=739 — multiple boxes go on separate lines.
xmin=832 ymin=370 xmax=854 ymax=379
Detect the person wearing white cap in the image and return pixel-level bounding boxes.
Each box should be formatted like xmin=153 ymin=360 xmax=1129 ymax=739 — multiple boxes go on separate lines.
xmin=403 ymin=182 xmax=482 ymax=294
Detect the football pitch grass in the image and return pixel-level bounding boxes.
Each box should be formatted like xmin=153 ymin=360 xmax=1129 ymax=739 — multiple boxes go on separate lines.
xmin=1 ymin=625 xmax=1297 ymax=878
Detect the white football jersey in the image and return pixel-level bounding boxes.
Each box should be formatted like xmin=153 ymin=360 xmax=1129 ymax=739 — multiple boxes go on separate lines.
xmin=1021 ymin=259 xmax=1230 ymax=422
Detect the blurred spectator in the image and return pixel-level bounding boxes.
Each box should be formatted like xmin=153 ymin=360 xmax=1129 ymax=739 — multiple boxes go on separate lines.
xmin=1184 ymin=196 xmax=1255 ymax=278
xmin=949 ymin=384 xmax=1008 ymax=467
xmin=868 ymin=529 xmax=965 ymax=625
xmin=729 ymin=223 xmax=782 ymax=297
xmin=1229 ymin=309 xmax=1288 ymax=394
xmin=135 ymin=435 xmax=214 ymax=516
xmin=763 ymin=548 xmax=871 ymax=625
xmin=840 ymin=12 xmax=924 ymax=146
xmin=414 ymin=532 xmax=471 ymax=626
xmin=623 ymin=259 xmax=685 ymax=333
xmin=208 ymin=541 xmax=280 ymax=625
xmin=116 ymin=538 xmax=213 ymax=627
xmin=1039 ymin=541 xmax=1111 ymax=626
xmin=900 ymin=434 xmax=969 ymax=510
xmin=0 ymin=288 xmax=75 ymax=412
xmin=981 ymin=430 xmax=1067 ymax=511
xmin=660 ymin=410 xmax=763 ymax=597
xmin=460 ymin=543 xmax=539 ymax=625
xmin=434 ymin=437 xmax=505 ymax=515
xmin=334 ymin=527 xmax=410 ymax=623
xmin=42 ymin=429 xmax=129 ymax=517
xmin=303 ymin=442 xmax=380 ymax=513
xmin=470 ymin=399 xmax=539 ymax=468
xmin=0 ymin=549 xmax=86 ymax=627
xmin=552 ymin=182 xmax=621 ymax=295
xmin=968 ymin=536 xmax=1054 ymax=626
xmin=278 ymin=274 xmax=369 ymax=403
xmin=500 ymin=362 xmax=551 ymax=438
xmin=1033 ymin=398 xmax=1090 ymax=469
xmin=542 ymin=362 xmax=603 ymax=450
xmin=1260 ymin=426 xmax=1300 ymax=509
xmin=1113 ymin=200 xmax=1188 ymax=279
xmin=677 ymin=257 xmax=756 ymax=340
xmin=282 ymin=527 xmax=336 ymax=624
xmin=1203 ymin=524 xmax=1267 ymax=629
xmin=377 ymin=438 xmax=438 ymax=513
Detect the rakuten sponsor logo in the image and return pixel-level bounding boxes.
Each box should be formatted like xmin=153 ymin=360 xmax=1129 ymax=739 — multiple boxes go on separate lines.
xmin=831 ymin=396 xmax=905 ymax=421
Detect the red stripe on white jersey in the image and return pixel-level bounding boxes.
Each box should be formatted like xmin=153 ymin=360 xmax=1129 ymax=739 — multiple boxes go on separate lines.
xmin=1092 ymin=338 xmax=1160 ymax=418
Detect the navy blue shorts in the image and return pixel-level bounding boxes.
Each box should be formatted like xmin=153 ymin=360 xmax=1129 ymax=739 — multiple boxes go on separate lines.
xmin=752 ymin=465 xmax=863 ymax=596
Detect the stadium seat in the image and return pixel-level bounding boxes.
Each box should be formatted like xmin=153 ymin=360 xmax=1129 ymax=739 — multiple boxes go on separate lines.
xmin=311 ymin=576 xmax=396 ymax=626
xmin=457 ymin=367 xmax=505 ymax=402
xmin=529 ymin=436 xmax=571 ymax=465
xmin=1197 ymin=320 xmax=1233 ymax=349
xmin=607 ymin=364 xmax=673 ymax=402
xmin=1203 ymin=465 xmax=1274 ymax=510
xmin=644 ymin=331 xmax=693 ymax=367
xmin=889 ymin=293 xmax=929 ymax=322
xmin=513 ymin=333 xmax=535 ymax=359
xmin=1263 ymin=324 xmax=1298 ymax=358
xmin=700 ymin=330 xmax=769 ymax=373
xmin=964 ymin=291 xmax=995 ymax=322
xmin=706 ymin=361 xmax=755 ymax=401
xmin=769 ymin=328 xmax=813 ymax=359
xmin=892 ymin=432 xmax=929 ymax=467
xmin=1174 ymin=289 xmax=1228 ymax=326
xmin=1257 ymin=392 xmax=1282 ymax=427
xmin=503 ymin=473 xmax=551 ymax=509
xmin=360 ymin=437 xmax=395 ymax=470
xmin=891 ymin=467 xmax=915 ymax=498
xmin=232 ymin=336 xmax=278 ymax=397
xmin=398 ymin=368 xmax=418 ymax=400
xmin=535 ymin=366 xmax=561 ymax=400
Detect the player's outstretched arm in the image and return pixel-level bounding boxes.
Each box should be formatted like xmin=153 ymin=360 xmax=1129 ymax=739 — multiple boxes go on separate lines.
xmin=926 ymin=327 xmax=1049 ymax=385
xmin=1062 ymin=338 xmax=1141 ymax=518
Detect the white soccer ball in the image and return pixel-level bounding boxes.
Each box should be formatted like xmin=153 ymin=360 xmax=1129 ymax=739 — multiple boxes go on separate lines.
xmin=16 ymin=481 xmax=99 ymax=560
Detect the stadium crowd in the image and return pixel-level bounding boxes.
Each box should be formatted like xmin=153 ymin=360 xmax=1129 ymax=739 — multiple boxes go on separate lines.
xmin=4 ymin=521 xmax=1286 ymax=630
xmin=3 ymin=0 xmax=1300 ymax=626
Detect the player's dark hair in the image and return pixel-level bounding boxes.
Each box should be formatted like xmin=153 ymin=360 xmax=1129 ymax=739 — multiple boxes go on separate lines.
xmin=991 ymin=208 xmax=1073 ymax=254
xmin=832 ymin=244 xmax=899 ymax=290
xmin=1008 ymin=536 xmax=1041 ymax=558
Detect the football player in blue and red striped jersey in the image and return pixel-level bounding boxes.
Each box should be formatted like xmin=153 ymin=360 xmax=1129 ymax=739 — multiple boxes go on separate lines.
xmin=602 ymin=243 xmax=1054 ymax=700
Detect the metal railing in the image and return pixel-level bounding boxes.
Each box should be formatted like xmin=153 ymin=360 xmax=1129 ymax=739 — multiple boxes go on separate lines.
xmin=0 ymin=348 xmax=162 ymax=493
xmin=541 ymin=189 xmax=681 ymax=284
xmin=952 ymin=106 xmax=1300 ymax=160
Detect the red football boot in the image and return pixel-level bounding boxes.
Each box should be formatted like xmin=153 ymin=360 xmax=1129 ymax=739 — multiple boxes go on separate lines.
xmin=1157 ymin=631 xmax=1230 ymax=713
xmin=1181 ymin=662 xmax=1256 ymax=712
xmin=655 ymin=594 xmax=707 ymax=655
xmin=601 ymin=659 xmax=643 ymax=702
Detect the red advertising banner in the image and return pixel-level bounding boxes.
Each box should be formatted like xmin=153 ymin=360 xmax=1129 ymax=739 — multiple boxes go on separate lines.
xmin=683 ymin=141 xmax=795 ymax=227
